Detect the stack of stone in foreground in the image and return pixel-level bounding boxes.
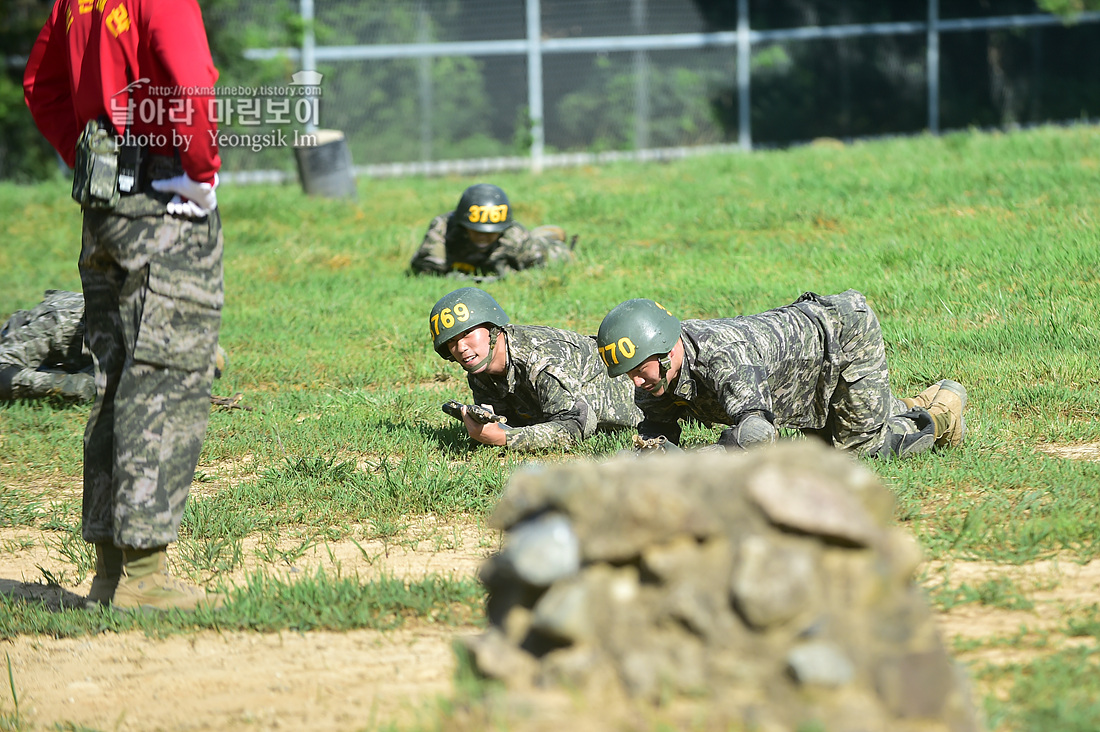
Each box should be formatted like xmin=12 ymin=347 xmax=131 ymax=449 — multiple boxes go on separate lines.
xmin=461 ymin=441 xmax=978 ymax=732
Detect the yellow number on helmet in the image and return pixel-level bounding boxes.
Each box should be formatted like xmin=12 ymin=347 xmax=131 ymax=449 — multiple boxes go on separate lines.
xmin=599 ymin=342 xmax=618 ymax=366
xmin=430 ymin=313 xmax=440 ymax=336
xmin=467 ymin=205 xmax=482 ymax=223
xmin=618 ymin=337 xmax=636 ymax=359
xmin=440 ymin=308 xmax=455 ymax=329
xmin=454 ymin=303 xmax=470 ymax=322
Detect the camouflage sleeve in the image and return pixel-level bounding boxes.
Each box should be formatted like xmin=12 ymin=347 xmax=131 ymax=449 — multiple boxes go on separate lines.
xmin=0 ymin=324 xmax=50 ymax=370
xmin=704 ymin=346 xmax=775 ymax=424
xmin=485 ymin=223 xmax=532 ymax=275
xmin=503 ymin=372 xmax=591 ymax=452
xmin=0 ymin=297 xmax=84 ymax=371
xmin=409 ymin=214 xmax=451 ymax=275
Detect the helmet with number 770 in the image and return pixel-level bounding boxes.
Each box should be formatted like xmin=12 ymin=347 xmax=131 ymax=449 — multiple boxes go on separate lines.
xmin=429 ymin=287 xmax=510 ymax=360
xmin=455 ymin=184 xmax=512 ymax=233
xmin=596 ymin=299 xmax=681 ymax=377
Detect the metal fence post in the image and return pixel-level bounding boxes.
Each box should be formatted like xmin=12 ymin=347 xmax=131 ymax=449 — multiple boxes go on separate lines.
xmin=927 ymin=0 xmax=940 ymax=134
xmin=527 ymin=0 xmax=545 ymax=174
xmin=633 ymin=0 xmax=651 ymax=150
xmin=737 ymin=0 xmax=752 ymax=151
xmin=301 ymin=0 xmax=316 ymax=134
xmin=417 ymin=0 xmax=433 ymax=161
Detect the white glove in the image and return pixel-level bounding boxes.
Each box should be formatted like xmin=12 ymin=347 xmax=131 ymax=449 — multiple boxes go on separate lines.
xmin=164 ymin=195 xmax=211 ymax=218
xmin=152 ymin=173 xmax=218 ymax=216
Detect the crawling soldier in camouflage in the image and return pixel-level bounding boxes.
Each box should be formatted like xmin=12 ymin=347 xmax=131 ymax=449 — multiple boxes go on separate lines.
xmin=0 ymin=290 xmax=94 ymax=403
xmin=1 ymin=290 xmax=227 ymax=405
xmin=597 ymin=290 xmax=966 ymax=459
xmin=429 ymin=287 xmax=641 ymax=451
xmin=410 ymin=183 xmax=574 ymax=280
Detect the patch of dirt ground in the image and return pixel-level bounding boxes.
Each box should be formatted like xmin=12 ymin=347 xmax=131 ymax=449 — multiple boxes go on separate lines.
xmin=1037 ymin=441 xmax=1100 ymax=462
xmin=0 ymin=520 xmax=495 ymax=732
xmin=3 ymin=518 xmax=1100 ymax=730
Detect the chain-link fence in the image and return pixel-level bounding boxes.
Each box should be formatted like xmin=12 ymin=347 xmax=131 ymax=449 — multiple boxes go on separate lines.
xmin=208 ymin=0 xmax=1100 ymax=181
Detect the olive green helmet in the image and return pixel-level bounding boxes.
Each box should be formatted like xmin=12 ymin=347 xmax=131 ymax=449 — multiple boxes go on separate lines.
xmin=455 ymin=184 xmax=512 ymax=233
xmin=596 ymin=299 xmax=681 ymax=377
xmin=429 ymin=287 xmax=509 ymax=360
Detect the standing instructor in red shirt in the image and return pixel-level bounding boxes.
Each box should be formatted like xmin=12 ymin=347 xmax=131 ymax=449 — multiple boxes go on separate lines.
xmin=25 ymin=0 xmax=225 ymax=611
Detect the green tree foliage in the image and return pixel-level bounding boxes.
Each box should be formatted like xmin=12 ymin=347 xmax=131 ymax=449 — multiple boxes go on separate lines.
xmin=555 ymin=55 xmax=728 ymax=151
xmin=690 ymin=0 xmax=1100 ymax=143
xmin=309 ymin=3 xmax=503 ymax=165
xmin=1 ymin=0 xmax=64 ymax=180
xmin=1037 ymin=0 xmax=1100 ymax=14
xmin=5 ymin=0 xmax=1100 ymax=178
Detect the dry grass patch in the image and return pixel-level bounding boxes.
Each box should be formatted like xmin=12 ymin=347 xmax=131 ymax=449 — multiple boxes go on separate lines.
xmin=1037 ymin=441 xmax=1100 ymax=462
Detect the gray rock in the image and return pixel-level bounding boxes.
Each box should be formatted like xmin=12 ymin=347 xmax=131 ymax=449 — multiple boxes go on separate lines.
xmin=787 ymin=641 xmax=855 ymax=687
xmin=654 ymin=537 xmax=740 ymax=640
xmin=875 ymin=649 xmax=955 ymax=719
xmin=502 ymin=512 xmax=581 ymax=587
xmin=531 ymin=576 xmax=593 ymax=643
xmin=731 ymin=534 xmax=819 ymax=630
xmin=460 ymin=627 xmax=538 ymax=688
xmin=746 ymin=463 xmax=880 ymax=546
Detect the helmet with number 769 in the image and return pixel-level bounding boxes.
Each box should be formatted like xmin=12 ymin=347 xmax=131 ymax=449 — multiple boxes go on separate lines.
xmin=429 ymin=287 xmax=509 ymax=360
xmin=596 ymin=299 xmax=680 ymax=377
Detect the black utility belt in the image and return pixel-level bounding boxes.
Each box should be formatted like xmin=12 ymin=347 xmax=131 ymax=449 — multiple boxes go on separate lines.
xmin=71 ymin=119 xmax=147 ymax=210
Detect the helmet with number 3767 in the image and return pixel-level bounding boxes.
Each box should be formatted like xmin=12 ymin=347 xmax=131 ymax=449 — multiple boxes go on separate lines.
xmin=455 ymin=184 xmax=513 ymax=233
xmin=428 ymin=287 xmax=510 ymax=360
xmin=596 ymin=299 xmax=681 ymax=377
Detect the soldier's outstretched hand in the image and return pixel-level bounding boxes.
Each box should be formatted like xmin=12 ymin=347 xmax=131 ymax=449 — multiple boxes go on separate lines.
xmin=463 ymin=406 xmax=508 ymax=446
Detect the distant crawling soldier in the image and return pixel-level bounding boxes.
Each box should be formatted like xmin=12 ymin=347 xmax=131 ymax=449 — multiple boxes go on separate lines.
xmin=0 ymin=290 xmax=94 ymax=403
xmin=429 ymin=287 xmax=641 ymax=451
xmin=0 ymin=290 xmax=227 ymax=405
xmin=596 ymin=289 xmax=967 ymax=459
xmin=410 ymin=183 xmax=573 ymax=280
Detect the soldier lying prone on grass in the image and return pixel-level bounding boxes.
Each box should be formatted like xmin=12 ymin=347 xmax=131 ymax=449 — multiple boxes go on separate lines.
xmin=429 ymin=287 xmax=641 ymax=451
xmin=597 ymin=290 xmax=967 ymax=459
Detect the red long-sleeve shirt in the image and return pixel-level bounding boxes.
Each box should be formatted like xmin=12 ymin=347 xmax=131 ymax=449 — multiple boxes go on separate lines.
xmin=23 ymin=0 xmax=221 ymax=185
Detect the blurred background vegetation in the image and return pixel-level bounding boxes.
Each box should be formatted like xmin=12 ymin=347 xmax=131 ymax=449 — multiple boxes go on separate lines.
xmin=4 ymin=0 xmax=1100 ymax=181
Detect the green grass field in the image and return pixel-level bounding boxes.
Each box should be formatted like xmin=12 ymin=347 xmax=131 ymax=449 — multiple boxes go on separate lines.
xmin=1 ymin=124 xmax=1099 ymax=730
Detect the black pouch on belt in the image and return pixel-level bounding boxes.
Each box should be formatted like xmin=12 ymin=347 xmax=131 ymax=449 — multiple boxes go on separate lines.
xmin=117 ymin=139 xmax=145 ymax=195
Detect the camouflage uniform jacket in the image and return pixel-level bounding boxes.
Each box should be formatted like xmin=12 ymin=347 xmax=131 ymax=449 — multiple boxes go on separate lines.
xmin=468 ymin=324 xmax=643 ymax=451
xmin=637 ymin=290 xmax=877 ymax=443
xmin=0 ymin=290 xmax=90 ymax=372
xmin=410 ymin=213 xmax=553 ymax=278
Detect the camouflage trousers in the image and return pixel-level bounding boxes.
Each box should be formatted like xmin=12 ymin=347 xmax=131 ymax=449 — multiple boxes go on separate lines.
xmin=3 ymin=368 xmax=94 ymax=402
xmin=78 ymin=184 xmax=223 ymax=548
xmin=799 ymin=292 xmax=930 ymax=459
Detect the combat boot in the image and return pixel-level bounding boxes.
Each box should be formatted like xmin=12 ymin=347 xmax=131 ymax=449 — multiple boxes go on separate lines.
xmin=925 ymin=380 xmax=967 ymax=448
xmin=113 ymin=547 xmax=224 ymax=612
xmin=530 ymin=225 xmax=567 ymax=243
xmin=901 ymin=383 xmax=942 ymax=411
xmin=85 ymin=542 xmax=123 ymax=608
